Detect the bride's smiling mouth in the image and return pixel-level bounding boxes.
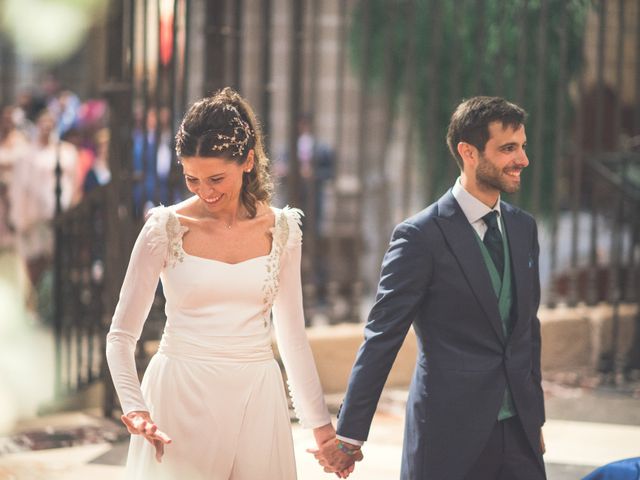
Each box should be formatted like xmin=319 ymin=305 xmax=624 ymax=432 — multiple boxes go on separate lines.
xmin=202 ymin=194 xmax=223 ymax=204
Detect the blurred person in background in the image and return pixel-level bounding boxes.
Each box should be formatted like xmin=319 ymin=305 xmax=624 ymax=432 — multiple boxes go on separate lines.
xmin=53 ymin=89 xmax=81 ymax=137
xmin=274 ymin=113 xmax=335 ymax=231
xmin=11 ymin=91 xmax=39 ymax=140
xmin=63 ymin=127 xmax=96 ymax=202
xmin=274 ymin=113 xmax=335 ymax=304
xmin=132 ymin=105 xmax=178 ymax=214
xmin=132 ymin=106 xmax=159 ymax=216
xmin=0 ymin=105 xmax=29 ymax=251
xmin=10 ymin=108 xmax=78 ymax=319
xmin=83 ymin=127 xmax=111 ymax=193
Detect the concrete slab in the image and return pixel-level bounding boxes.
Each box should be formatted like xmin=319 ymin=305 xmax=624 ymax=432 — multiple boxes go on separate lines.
xmin=0 ymin=443 xmax=113 ymax=479
xmin=543 ymin=419 xmax=640 ymax=468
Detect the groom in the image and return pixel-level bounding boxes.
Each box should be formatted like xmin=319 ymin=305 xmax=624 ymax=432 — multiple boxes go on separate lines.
xmin=313 ymin=97 xmax=546 ymax=479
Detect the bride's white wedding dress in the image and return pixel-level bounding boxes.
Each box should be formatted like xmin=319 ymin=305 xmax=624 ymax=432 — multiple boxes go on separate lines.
xmin=106 ymin=206 xmax=330 ymax=480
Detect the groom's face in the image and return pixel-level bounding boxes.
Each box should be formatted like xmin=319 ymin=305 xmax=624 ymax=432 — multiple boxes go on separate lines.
xmin=476 ymin=122 xmax=529 ymax=195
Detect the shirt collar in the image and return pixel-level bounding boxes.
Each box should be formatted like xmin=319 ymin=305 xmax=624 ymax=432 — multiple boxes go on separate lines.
xmin=451 ymin=177 xmax=501 ymax=225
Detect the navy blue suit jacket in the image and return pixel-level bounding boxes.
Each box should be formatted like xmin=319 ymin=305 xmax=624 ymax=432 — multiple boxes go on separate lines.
xmin=336 ymin=191 xmax=545 ymax=479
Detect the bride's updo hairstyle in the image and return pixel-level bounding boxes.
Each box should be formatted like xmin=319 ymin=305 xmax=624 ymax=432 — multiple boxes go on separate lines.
xmin=175 ymin=87 xmax=273 ymax=218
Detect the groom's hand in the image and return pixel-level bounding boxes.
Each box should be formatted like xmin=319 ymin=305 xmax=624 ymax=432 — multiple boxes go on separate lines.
xmin=307 ymin=438 xmax=363 ymax=478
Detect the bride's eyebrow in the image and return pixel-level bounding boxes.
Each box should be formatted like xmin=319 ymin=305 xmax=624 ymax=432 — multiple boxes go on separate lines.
xmin=184 ymin=173 xmax=225 ymax=179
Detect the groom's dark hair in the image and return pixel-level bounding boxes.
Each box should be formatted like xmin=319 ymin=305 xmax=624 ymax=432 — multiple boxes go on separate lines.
xmin=446 ymin=96 xmax=527 ymax=169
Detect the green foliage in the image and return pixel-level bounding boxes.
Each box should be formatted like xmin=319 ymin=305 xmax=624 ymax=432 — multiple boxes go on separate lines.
xmin=350 ymin=0 xmax=590 ymax=212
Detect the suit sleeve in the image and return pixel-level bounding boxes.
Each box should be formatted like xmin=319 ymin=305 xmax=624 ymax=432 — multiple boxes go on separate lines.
xmin=530 ymin=219 xmax=545 ymax=423
xmin=337 ymin=221 xmax=433 ymax=441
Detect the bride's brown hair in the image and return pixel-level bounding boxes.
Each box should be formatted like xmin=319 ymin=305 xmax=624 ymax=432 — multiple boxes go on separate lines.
xmin=175 ymin=87 xmax=273 ymax=218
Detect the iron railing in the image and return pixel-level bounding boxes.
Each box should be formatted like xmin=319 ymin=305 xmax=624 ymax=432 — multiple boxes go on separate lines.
xmin=49 ymin=0 xmax=640 ymax=414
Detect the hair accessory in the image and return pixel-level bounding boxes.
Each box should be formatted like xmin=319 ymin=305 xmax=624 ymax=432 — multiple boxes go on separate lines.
xmin=211 ymin=113 xmax=254 ymax=158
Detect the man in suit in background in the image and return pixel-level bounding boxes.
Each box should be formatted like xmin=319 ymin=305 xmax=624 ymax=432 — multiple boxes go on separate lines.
xmin=311 ymin=97 xmax=546 ymax=479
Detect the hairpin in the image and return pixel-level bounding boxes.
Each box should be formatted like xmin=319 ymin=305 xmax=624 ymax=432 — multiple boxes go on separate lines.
xmin=211 ymin=115 xmax=254 ymax=157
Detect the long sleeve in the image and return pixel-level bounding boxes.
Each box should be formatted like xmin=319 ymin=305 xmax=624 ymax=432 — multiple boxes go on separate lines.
xmin=337 ymin=222 xmax=433 ymax=441
xmin=106 ymin=208 xmax=169 ymax=414
xmin=271 ymin=209 xmax=331 ymax=429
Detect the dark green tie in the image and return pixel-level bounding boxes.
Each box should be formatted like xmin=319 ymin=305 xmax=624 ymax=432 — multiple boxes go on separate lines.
xmin=482 ymin=211 xmax=504 ymax=276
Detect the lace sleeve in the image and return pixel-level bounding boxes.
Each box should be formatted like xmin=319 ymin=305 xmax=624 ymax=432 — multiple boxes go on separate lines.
xmin=105 ymin=206 xmax=184 ymax=414
xmin=271 ymin=207 xmax=331 ymax=428
xmin=283 ymin=206 xmax=303 ymax=250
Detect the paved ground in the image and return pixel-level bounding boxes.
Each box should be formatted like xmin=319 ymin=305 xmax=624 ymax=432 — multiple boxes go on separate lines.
xmin=1 ymin=377 xmax=639 ymax=480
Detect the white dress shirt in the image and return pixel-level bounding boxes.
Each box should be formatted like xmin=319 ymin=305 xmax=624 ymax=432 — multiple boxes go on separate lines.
xmin=451 ymin=177 xmax=503 ymax=238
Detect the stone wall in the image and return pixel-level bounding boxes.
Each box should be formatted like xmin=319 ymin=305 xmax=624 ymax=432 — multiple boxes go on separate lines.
xmin=273 ymin=304 xmax=639 ymax=394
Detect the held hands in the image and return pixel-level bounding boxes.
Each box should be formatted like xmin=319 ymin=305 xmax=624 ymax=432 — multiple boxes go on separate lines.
xmin=308 ymin=424 xmax=363 ymax=478
xmin=121 ymin=411 xmax=172 ymax=463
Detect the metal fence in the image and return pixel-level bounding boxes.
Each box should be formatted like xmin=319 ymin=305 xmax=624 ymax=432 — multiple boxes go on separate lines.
xmin=51 ymin=0 xmax=640 ymax=413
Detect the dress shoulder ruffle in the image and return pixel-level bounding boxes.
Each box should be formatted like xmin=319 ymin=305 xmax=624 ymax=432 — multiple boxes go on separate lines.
xmin=144 ymin=205 xmax=189 ymax=267
xmin=274 ymin=206 xmax=303 ymax=250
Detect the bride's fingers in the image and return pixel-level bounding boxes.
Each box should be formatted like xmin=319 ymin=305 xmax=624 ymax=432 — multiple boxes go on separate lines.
xmin=142 ymin=430 xmax=172 ymax=450
xmin=153 ymin=429 xmax=172 ymax=444
xmin=127 ymin=416 xmax=148 ymax=434
xmin=132 ymin=417 xmax=150 ymax=432
xmin=144 ymin=422 xmax=157 ymax=436
xmin=340 ymin=463 xmax=355 ymax=477
xmin=146 ymin=429 xmax=171 ymax=444
xmin=340 ymin=464 xmax=354 ymax=475
xmin=152 ymin=439 xmax=164 ymax=463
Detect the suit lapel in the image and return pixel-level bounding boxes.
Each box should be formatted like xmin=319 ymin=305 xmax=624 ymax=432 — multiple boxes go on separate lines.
xmin=435 ymin=192 xmax=505 ymax=344
xmin=501 ymin=202 xmax=530 ymax=337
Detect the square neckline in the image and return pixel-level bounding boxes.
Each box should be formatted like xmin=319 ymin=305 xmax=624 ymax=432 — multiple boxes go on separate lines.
xmin=172 ymin=206 xmax=278 ymax=266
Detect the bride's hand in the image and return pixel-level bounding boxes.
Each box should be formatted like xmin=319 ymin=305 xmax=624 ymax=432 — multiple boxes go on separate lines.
xmin=311 ymin=423 xmax=357 ymax=478
xmin=121 ymin=411 xmax=172 ymax=463
xmin=312 ymin=423 xmax=336 ymax=447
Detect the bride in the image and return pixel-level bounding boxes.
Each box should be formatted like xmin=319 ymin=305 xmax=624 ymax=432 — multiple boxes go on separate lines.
xmin=106 ymin=88 xmax=353 ymax=479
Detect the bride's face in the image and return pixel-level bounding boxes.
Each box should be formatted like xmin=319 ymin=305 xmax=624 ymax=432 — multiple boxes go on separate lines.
xmin=181 ymin=151 xmax=254 ymax=213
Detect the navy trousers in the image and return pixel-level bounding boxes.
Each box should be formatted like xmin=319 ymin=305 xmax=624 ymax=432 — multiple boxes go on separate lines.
xmin=463 ymin=416 xmax=546 ymax=480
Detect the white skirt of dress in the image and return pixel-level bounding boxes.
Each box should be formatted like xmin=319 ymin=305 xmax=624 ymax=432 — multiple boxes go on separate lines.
xmin=124 ymin=350 xmax=297 ymax=480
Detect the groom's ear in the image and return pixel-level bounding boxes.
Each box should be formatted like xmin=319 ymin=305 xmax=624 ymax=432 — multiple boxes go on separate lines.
xmin=457 ymin=141 xmax=478 ymax=170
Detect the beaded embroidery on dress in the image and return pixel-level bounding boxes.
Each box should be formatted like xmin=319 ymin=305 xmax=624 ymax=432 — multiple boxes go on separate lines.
xmin=145 ymin=206 xmax=189 ymax=268
xmin=262 ymin=206 xmax=303 ymax=327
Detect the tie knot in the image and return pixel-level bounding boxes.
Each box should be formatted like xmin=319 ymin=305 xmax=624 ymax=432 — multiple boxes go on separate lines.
xmin=483 ymin=211 xmax=500 ymax=230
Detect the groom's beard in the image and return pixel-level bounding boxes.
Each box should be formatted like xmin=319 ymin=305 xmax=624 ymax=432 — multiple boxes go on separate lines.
xmin=476 ymin=152 xmax=524 ymax=195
